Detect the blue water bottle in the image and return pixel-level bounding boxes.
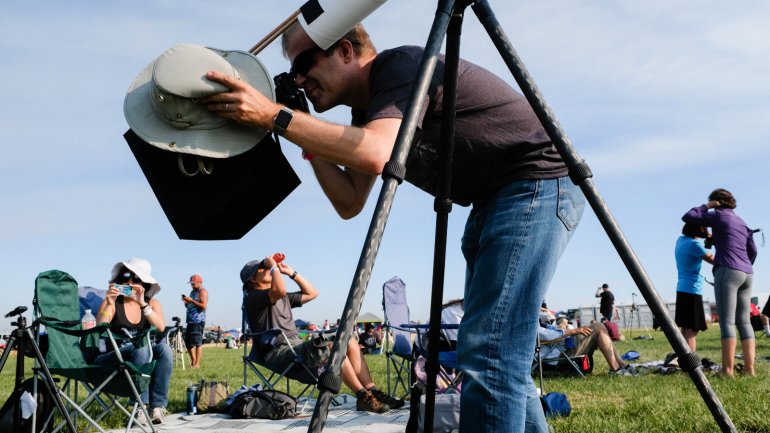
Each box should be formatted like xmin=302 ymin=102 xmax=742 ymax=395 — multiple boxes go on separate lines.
xmin=186 ymin=384 xmax=198 ymax=415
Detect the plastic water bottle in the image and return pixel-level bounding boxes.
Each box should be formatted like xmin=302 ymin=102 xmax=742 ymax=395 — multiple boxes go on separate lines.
xmin=82 ymin=309 xmax=96 ymax=330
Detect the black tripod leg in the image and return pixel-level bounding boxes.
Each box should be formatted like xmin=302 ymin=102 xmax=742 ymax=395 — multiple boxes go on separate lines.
xmin=306 ymin=1 xmax=457 ymax=432
xmin=423 ymin=3 xmax=468 ymax=433
xmin=470 ymin=1 xmax=736 ymax=431
xmin=23 ymin=328 xmax=79 ymax=433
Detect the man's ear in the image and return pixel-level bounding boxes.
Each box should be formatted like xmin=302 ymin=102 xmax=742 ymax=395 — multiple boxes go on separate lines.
xmin=338 ymin=39 xmax=355 ymax=63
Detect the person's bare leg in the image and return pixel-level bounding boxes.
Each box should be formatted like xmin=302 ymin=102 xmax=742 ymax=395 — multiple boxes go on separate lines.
xmin=194 ymin=346 xmax=203 ymax=368
xmin=594 ymin=327 xmax=622 ymax=371
xmin=682 ymin=328 xmax=699 ymax=352
xmin=340 ymin=358 xmax=365 ymax=392
xmin=188 ymin=347 xmax=198 ymax=368
xmin=740 ymin=338 xmax=755 ymax=376
xmin=721 ymin=338 xmax=736 ymax=376
xmin=346 ymin=339 xmax=375 ymax=388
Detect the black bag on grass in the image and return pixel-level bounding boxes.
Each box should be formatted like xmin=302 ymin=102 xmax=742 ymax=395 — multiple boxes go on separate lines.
xmin=0 ymin=377 xmax=54 ymax=433
xmin=228 ymin=389 xmax=297 ymax=420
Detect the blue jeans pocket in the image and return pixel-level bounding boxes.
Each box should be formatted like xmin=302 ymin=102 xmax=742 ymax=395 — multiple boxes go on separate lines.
xmin=557 ymin=177 xmax=584 ymax=231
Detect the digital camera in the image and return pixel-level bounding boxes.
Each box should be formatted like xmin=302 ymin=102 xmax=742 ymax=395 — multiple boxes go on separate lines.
xmin=115 ymin=284 xmax=133 ymax=297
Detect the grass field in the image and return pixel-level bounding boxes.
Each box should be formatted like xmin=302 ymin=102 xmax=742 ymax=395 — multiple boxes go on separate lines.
xmin=1 ymin=327 xmax=769 ymax=432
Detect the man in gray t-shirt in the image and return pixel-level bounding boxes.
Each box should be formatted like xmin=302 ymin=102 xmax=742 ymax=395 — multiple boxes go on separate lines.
xmin=207 ymin=21 xmax=584 ymax=433
xmin=241 ymin=255 xmax=402 ymax=413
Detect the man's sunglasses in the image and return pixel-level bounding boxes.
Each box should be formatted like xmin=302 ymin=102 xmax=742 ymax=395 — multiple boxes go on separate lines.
xmin=289 ymin=46 xmax=325 ymax=79
xmin=115 ymin=271 xmax=142 ymax=284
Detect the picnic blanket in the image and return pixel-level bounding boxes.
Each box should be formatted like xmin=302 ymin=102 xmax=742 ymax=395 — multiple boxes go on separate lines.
xmin=105 ymin=395 xmax=410 ymax=433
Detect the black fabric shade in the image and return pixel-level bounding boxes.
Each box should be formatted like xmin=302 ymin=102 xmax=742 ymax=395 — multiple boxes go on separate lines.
xmin=124 ymin=129 xmax=301 ymax=240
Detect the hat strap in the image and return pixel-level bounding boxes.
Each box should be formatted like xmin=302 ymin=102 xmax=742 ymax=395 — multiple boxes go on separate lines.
xmin=177 ymin=154 xmax=214 ymax=177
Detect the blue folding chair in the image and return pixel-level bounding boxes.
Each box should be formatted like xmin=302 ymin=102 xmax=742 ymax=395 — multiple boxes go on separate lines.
xmin=381 ymin=276 xmax=462 ymax=399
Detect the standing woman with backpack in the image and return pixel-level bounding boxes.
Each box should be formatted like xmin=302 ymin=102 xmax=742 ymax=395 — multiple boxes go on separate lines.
xmin=683 ymin=189 xmax=757 ymax=376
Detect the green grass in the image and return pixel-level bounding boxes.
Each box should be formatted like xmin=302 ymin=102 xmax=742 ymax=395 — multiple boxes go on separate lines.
xmin=2 ymin=329 xmax=769 ymax=432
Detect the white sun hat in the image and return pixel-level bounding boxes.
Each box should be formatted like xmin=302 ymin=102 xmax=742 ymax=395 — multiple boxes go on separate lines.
xmin=124 ymin=43 xmax=275 ymax=159
xmin=110 ymin=258 xmax=161 ymax=299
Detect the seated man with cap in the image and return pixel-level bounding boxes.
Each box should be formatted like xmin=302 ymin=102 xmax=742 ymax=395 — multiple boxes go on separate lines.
xmin=241 ymin=254 xmax=403 ymax=413
xmin=89 ymin=258 xmax=173 ymax=425
xmin=538 ymin=320 xmax=636 ymax=376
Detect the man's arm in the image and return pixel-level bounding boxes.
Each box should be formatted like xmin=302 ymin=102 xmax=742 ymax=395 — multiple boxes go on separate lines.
xmin=595 ymin=287 xmax=602 ymax=298
xmin=201 ymin=72 xmax=401 ymax=219
xmin=702 ymin=252 xmax=715 ymax=264
xmin=279 ymin=262 xmax=318 ymax=305
xmin=184 ymin=288 xmax=208 ymax=310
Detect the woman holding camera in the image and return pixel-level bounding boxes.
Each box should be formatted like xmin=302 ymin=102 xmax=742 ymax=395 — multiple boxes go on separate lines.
xmin=683 ymin=189 xmax=757 ymax=376
xmin=91 ymin=258 xmax=172 ymax=424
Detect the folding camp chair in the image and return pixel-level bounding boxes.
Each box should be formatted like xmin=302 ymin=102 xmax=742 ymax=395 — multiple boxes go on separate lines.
xmin=532 ymin=332 xmax=593 ymax=380
xmin=33 ymin=270 xmax=159 ymax=433
xmin=240 ymin=302 xmax=338 ymax=414
xmin=381 ymin=276 xmax=462 ymax=399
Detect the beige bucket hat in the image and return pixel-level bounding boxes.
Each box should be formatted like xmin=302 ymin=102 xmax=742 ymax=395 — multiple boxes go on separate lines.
xmin=124 ymin=44 xmax=274 ymax=159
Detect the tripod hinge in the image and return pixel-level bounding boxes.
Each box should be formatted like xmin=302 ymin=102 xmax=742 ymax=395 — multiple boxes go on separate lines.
xmin=677 ymin=352 xmax=702 ymax=372
xmin=317 ymin=371 xmax=342 ymax=394
xmin=382 ymin=161 xmax=406 ymax=184
xmin=568 ymin=160 xmax=593 ymax=185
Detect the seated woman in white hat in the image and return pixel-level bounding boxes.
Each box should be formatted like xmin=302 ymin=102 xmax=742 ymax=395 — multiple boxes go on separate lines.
xmin=88 ymin=258 xmax=172 ymax=425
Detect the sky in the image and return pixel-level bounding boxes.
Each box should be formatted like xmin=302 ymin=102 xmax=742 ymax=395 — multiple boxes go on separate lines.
xmin=1 ymin=1 xmax=769 ymax=332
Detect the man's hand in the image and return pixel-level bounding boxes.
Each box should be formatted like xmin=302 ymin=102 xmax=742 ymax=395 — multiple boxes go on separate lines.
xmin=278 ymin=262 xmax=295 ymax=277
xmin=571 ymin=326 xmax=592 ymax=337
xmin=201 ymin=70 xmax=281 ymax=130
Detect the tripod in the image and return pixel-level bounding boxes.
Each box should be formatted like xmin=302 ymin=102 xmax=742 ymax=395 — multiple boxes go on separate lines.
xmin=307 ymin=1 xmax=736 ymax=432
xmin=168 ymin=319 xmax=186 ymax=370
xmin=626 ymin=293 xmax=653 ymax=340
xmin=0 ymin=306 xmax=77 ymax=433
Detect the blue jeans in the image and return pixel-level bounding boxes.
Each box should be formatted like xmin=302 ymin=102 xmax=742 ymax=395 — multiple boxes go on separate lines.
xmin=89 ymin=341 xmax=173 ymax=408
xmin=458 ymin=177 xmax=584 ymax=433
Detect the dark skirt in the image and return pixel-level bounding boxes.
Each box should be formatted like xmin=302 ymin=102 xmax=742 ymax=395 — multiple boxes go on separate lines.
xmin=675 ymin=292 xmax=708 ymax=332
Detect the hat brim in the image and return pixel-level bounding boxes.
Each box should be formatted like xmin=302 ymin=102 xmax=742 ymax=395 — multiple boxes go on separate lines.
xmin=124 ymin=47 xmax=275 ymax=159
xmin=110 ymin=261 xmax=161 ymax=298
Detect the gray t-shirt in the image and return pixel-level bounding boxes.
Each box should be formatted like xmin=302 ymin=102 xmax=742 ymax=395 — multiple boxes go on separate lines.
xmin=245 ymin=289 xmax=303 ymax=343
xmin=352 ymin=46 xmax=568 ymax=207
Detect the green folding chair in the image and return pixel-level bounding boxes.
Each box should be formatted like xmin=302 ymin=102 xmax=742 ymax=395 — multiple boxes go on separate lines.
xmin=33 ymin=270 xmax=157 ymax=433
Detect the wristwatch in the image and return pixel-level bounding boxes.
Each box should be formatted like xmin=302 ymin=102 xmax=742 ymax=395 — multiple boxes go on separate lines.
xmin=273 ymin=107 xmax=294 ymax=136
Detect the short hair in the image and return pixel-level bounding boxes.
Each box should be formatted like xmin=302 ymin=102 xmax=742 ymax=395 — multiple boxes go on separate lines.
xmin=281 ymin=22 xmax=376 ymax=58
xmin=602 ymin=284 xmax=609 ymax=289
xmin=364 ymin=322 xmax=374 ymax=331
xmin=682 ymin=223 xmax=709 ymax=238
xmin=708 ymin=188 xmax=736 ymax=209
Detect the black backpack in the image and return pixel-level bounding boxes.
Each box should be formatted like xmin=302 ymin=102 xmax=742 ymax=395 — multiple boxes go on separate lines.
xmin=0 ymin=377 xmax=54 ymax=433
xmin=228 ymin=389 xmax=297 ymax=420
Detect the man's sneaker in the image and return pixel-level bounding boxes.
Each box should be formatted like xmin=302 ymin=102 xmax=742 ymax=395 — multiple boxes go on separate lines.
xmin=133 ymin=407 xmax=150 ymax=426
xmin=150 ymin=406 xmax=168 ymax=424
xmin=370 ymin=388 xmax=406 ymax=410
xmin=609 ymin=365 xmax=637 ymax=376
xmin=356 ymin=391 xmax=390 ymax=413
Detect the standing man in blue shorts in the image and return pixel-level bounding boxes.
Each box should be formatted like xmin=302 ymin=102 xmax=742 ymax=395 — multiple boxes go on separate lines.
xmin=182 ymin=274 xmax=208 ymax=368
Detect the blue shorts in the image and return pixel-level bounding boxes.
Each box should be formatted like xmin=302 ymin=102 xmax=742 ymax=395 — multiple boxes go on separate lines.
xmin=185 ymin=322 xmax=205 ymax=347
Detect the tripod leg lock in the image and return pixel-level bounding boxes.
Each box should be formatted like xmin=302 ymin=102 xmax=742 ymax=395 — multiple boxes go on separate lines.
xmin=677 ymin=352 xmax=702 ymax=372
xmin=382 ymin=161 xmax=406 ymax=184
xmin=317 ymin=371 xmax=342 ymax=394
xmin=568 ymin=159 xmax=593 ymax=185
xmin=434 ymin=198 xmax=453 ymax=213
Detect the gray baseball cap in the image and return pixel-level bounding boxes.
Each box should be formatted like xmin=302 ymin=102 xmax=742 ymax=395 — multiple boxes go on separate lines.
xmin=240 ymin=259 xmax=262 ymax=285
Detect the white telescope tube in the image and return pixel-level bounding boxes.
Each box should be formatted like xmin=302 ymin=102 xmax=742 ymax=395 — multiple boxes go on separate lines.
xmin=298 ymin=0 xmax=388 ymax=49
